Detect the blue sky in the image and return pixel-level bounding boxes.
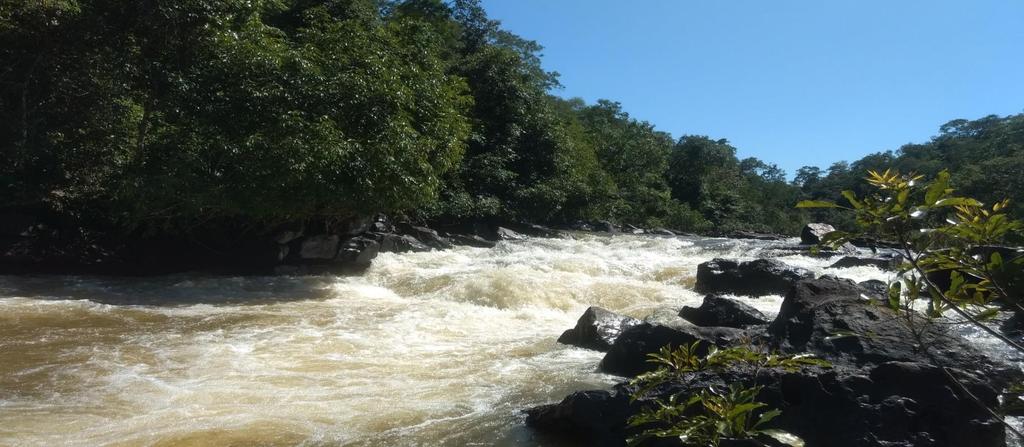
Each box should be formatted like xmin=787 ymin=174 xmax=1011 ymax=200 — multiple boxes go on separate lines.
xmin=481 ymin=0 xmax=1024 ymax=176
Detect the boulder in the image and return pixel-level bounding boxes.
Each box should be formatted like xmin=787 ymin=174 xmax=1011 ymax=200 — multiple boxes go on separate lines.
xmin=800 ymin=223 xmax=836 ymax=245
xmin=335 ymin=236 xmax=380 ymax=269
xmin=339 ymin=215 xmax=373 ymax=236
xmin=397 ymin=224 xmax=452 ymax=250
xmin=298 ymin=235 xmax=340 ymax=260
xmin=695 ymin=258 xmax=814 ymax=297
xmin=679 ymin=295 xmax=769 ymax=328
xmin=599 ymin=320 xmax=748 ymax=377
xmin=857 ymin=279 xmax=889 ymax=300
xmin=829 ymin=255 xmax=901 ymax=270
xmin=273 ymin=227 xmax=304 ymax=245
xmin=649 ymin=228 xmax=675 ymax=236
xmin=377 ymin=233 xmax=431 ymax=253
xmin=495 ymin=227 xmax=526 ymax=240
xmin=447 ymin=234 xmax=496 ymax=248
xmin=558 ymin=307 xmax=641 ymax=351
xmin=595 ymin=220 xmax=619 ymax=233
xmin=726 ymin=230 xmax=787 ymax=241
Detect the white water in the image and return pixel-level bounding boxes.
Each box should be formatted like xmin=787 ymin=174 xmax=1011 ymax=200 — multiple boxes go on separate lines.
xmin=0 ymin=234 xmax=944 ymax=446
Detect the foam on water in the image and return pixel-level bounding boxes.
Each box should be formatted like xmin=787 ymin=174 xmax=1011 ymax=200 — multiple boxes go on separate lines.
xmin=0 ymin=234 xmax=1002 ymax=447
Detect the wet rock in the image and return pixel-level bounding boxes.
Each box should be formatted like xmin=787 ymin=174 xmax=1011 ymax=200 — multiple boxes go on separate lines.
xmin=649 ymin=228 xmax=675 ymax=236
xmin=830 ymin=255 xmax=901 ymax=270
xmin=857 ymin=279 xmax=889 ymax=300
xmin=800 ymin=223 xmax=836 ymax=245
xmin=695 ymin=258 xmax=814 ymax=297
xmin=495 ymin=227 xmax=526 ymax=240
xmin=339 ymin=215 xmax=373 ymax=236
xmin=726 ymin=230 xmax=787 ymax=241
xmin=558 ymin=307 xmax=641 ymax=351
xmin=599 ymin=320 xmax=747 ymax=377
xmin=447 ymin=234 xmax=496 ymax=248
xmin=335 ymin=236 xmax=380 ymax=269
xmin=769 ymin=276 xmax=1008 ymax=373
xmin=525 ymin=388 xmax=634 ymax=446
xmin=595 ymin=220 xmax=619 ymax=233
xmin=397 ymin=224 xmax=452 ymax=250
xmin=679 ymin=295 xmax=769 ymax=328
xmin=377 ymin=233 xmax=431 ymax=253
xmin=273 ymin=228 xmax=304 ymax=245
xmin=298 ymin=235 xmax=340 ymax=260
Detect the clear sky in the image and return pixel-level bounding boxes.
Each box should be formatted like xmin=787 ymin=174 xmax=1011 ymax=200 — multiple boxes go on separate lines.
xmin=480 ymin=0 xmax=1024 ymax=176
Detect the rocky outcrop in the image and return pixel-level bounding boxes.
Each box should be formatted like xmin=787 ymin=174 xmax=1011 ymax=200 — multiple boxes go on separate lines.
xmin=599 ymin=319 xmax=749 ymax=377
xmin=396 ymin=224 xmax=452 ymax=250
xmin=679 ymin=295 xmax=769 ymax=328
xmin=695 ymin=258 xmax=814 ymax=296
xmin=529 ymin=276 xmax=1018 ymax=447
xmin=557 ymin=307 xmax=641 ymax=351
xmin=298 ymin=234 xmax=340 ymax=260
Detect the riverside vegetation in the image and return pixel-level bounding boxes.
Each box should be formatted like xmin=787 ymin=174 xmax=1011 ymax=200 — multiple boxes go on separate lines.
xmin=2 ymin=0 xmax=1024 ymax=275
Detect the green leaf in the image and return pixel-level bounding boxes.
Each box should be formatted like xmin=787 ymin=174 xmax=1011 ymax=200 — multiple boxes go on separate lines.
xmin=841 ymin=190 xmax=862 ymax=209
xmin=888 ymin=281 xmax=902 ymax=310
xmin=796 ymin=200 xmax=842 ymax=209
xmin=925 ymin=170 xmax=950 ymax=205
xmin=934 ymin=197 xmax=983 ymax=207
xmin=759 ymin=429 xmax=806 ymax=447
xmin=974 ymin=307 xmax=999 ymax=321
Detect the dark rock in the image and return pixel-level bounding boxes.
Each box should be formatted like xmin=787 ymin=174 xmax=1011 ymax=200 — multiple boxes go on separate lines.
xmin=273 ymin=228 xmax=304 ymax=245
xmin=649 ymin=228 xmax=675 ymax=236
xmin=525 ymin=388 xmax=634 ymax=447
xmin=506 ymin=222 xmax=562 ymax=238
xmin=695 ymin=258 xmax=814 ymax=297
xmin=727 ymin=230 xmax=787 ymax=241
xmin=595 ymin=220 xmax=619 ymax=233
xmin=339 ymin=215 xmax=373 ymax=236
xmin=335 ymin=236 xmax=380 ymax=269
xmin=495 ymin=227 xmax=526 ymax=240
xmin=558 ymin=307 xmax=641 ymax=351
xmin=800 ymin=223 xmax=836 ymax=245
xmin=599 ymin=320 xmax=747 ymax=377
xmin=376 ymin=233 xmax=431 ymax=253
xmin=567 ymin=221 xmax=594 ymax=232
xmin=447 ymin=234 xmax=496 ymax=248
xmin=679 ymin=295 xmax=769 ymax=328
xmin=830 ymin=255 xmax=901 ymax=270
xmin=370 ymin=214 xmax=393 ymax=233
xmin=858 ymin=279 xmax=889 ymax=300
xmin=397 ymin=224 xmax=452 ymax=249
xmin=298 ymin=235 xmax=340 ymax=260
xmin=769 ymin=276 xmax=1009 ymax=374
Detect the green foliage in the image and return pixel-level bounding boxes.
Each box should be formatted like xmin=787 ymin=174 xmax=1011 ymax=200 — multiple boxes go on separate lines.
xmin=626 ymin=342 xmax=825 ymax=446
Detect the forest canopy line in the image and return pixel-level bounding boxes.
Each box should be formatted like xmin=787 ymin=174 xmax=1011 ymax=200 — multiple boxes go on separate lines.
xmin=2 ymin=0 xmax=1022 ymax=239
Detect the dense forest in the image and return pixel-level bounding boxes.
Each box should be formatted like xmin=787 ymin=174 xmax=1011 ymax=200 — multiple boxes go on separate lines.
xmin=2 ymin=0 xmax=1023 ymax=242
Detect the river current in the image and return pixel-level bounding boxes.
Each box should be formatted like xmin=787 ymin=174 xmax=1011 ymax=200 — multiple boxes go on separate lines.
xmin=0 ymin=233 xmax=1009 ymax=446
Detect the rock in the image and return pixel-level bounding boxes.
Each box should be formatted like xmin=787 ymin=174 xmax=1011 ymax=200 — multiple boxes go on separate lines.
xmin=769 ymin=276 xmax=1009 ymax=374
xmin=397 ymin=224 xmax=452 ymax=250
xmin=525 ymin=388 xmax=634 ymax=446
xmin=727 ymin=230 xmax=787 ymax=241
xmin=376 ymin=233 xmax=431 ymax=253
xmin=335 ymin=236 xmax=379 ymax=269
xmin=599 ymin=320 xmax=747 ymax=377
xmin=558 ymin=307 xmax=641 ymax=351
xmin=495 ymin=227 xmax=526 ymax=240
xmin=339 ymin=215 xmax=373 ymax=236
xmin=447 ymin=234 xmax=496 ymax=248
xmin=695 ymin=258 xmax=814 ymax=297
xmin=507 ymin=222 xmax=562 ymax=238
xmin=298 ymin=235 xmax=340 ymax=260
xmin=370 ymin=214 xmax=393 ymax=233
xmin=567 ymin=221 xmax=594 ymax=232
xmin=830 ymin=255 xmax=901 ymax=270
xmin=679 ymin=295 xmax=769 ymax=328
xmin=595 ymin=220 xmax=619 ymax=233
xmin=800 ymin=223 xmax=836 ymax=245
xmin=649 ymin=228 xmax=675 ymax=236
xmin=273 ymin=228 xmax=304 ymax=245
xmin=0 ymin=212 xmax=37 ymax=237
xmin=857 ymin=279 xmax=889 ymax=300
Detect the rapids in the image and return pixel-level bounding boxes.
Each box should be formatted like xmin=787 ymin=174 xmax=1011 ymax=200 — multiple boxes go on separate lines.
xmin=0 ymin=234 xmax=1007 ymax=446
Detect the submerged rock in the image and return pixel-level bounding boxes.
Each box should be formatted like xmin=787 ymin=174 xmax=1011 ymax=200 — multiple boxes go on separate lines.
xmin=695 ymin=258 xmax=813 ymax=297
xmin=679 ymin=295 xmax=769 ymax=328
xmin=558 ymin=307 xmax=641 ymax=352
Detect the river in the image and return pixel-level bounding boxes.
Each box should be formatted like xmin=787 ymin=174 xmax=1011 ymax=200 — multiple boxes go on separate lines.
xmin=0 ymin=233 xmax=1002 ymax=446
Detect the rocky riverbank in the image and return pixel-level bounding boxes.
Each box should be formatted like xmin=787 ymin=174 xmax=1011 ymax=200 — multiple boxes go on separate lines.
xmin=526 ymin=257 xmax=1022 ymax=447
